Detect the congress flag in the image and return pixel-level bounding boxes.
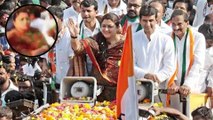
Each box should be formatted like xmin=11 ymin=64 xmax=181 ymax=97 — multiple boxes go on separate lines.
xmin=116 ymin=26 xmax=138 ymax=120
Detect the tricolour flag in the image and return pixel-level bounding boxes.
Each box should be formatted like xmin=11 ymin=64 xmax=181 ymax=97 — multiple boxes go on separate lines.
xmin=116 ymin=26 xmax=138 ymax=120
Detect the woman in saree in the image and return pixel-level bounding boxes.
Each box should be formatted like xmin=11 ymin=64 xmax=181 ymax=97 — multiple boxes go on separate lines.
xmin=6 ymin=7 xmax=49 ymax=56
xmin=69 ymin=13 xmax=124 ymax=101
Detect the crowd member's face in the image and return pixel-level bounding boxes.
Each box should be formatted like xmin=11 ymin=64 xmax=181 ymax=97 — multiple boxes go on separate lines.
xmin=206 ymin=39 xmax=213 ymax=48
xmin=0 ymin=0 xmax=5 ymax=5
xmin=140 ymin=15 xmax=157 ymax=35
xmin=13 ymin=12 xmax=30 ymax=32
xmin=0 ymin=13 xmax=9 ymax=26
xmin=72 ymin=0 xmax=83 ymax=12
xmin=101 ymin=19 xmax=118 ymax=40
xmin=9 ymin=57 xmax=16 ymax=71
xmin=171 ymin=15 xmax=189 ymax=39
xmin=81 ymin=5 xmax=97 ymax=23
xmin=0 ymin=68 xmax=8 ymax=86
xmin=108 ymin=0 xmax=120 ymax=7
xmin=150 ymin=2 xmax=164 ymax=24
xmin=127 ymin=0 xmax=142 ymax=18
xmin=207 ymin=0 xmax=213 ymax=6
xmin=162 ymin=0 xmax=168 ymax=8
xmin=174 ymin=2 xmax=188 ymax=12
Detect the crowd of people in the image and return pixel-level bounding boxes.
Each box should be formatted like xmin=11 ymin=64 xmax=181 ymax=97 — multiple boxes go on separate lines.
xmin=0 ymin=0 xmax=212 ymax=119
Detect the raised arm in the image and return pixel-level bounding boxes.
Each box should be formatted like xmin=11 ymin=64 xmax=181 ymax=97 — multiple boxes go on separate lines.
xmin=67 ymin=18 xmax=83 ymax=53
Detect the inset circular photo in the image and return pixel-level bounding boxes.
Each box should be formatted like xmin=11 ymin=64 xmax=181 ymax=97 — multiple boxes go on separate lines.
xmin=5 ymin=4 xmax=58 ymax=57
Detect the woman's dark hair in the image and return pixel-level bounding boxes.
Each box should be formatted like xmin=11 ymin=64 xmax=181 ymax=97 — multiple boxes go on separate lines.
xmin=94 ymin=13 xmax=120 ymax=69
xmin=12 ymin=7 xmax=30 ymax=21
xmin=139 ymin=5 xmax=158 ymax=19
xmin=101 ymin=12 xmax=120 ymax=27
xmin=171 ymin=9 xmax=189 ymax=22
xmin=80 ymin=0 xmax=98 ymax=11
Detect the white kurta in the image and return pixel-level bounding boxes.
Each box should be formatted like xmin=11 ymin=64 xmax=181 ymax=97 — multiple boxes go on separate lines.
xmin=193 ymin=0 xmax=212 ymax=28
xmin=63 ymin=6 xmax=82 ymax=26
xmin=157 ymin=20 xmax=173 ymax=35
xmin=55 ymin=27 xmax=74 ymax=84
xmin=98 ymin=0 xmax=127 ymax=16
xmin=163 ymin=8 xmax=173 ymax=21
xmin=133 ymin=29 xmax=176 ymax=83
xmin=79 ymin=19 xmax=100 ymax=39
xmin=199 ymin=47 xmax=213 ymax=92
xmin=170 ymin=28 xmax=206 ymax=114
xmin=22 ymin=62 xmax=42 ymax=76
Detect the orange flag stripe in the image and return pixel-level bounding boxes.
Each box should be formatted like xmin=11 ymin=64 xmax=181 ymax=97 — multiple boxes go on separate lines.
xmin=116 ymin=26 xmax=133 ymax=118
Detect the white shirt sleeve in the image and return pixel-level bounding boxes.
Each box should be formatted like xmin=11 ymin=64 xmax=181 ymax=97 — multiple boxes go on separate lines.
xmin=156 ymin=36 xmax=176 ymax=82
xmin=134 ymin=65 xmax=147 ymax=79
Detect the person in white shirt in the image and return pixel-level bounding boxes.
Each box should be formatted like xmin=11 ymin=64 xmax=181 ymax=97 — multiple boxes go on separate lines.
xmin=97 ymin=0 xmax=127 ymax=17
xmin=193 ymin=0 xmax=213 ymax=28
xmin=164 ymin=0 xmax=195 ymax=27
xmin=0 ymin=64 xmax=18 ymax=107
xmin=149 ymin=0 xmax=172 ymax=35
xmin=120 ymin=0 xmax=143 ymax=33
xmin=79 ymin=0 xmax=100 ymax=39
xmin=76 ymin=0 xmax=101 ymax=74
xmin=168 ymin=9 xmax=206 ymax=113
xmin=198 ymin=23 xmax=213 ymax=108
xmin=133 ymin=5 xmax=175 ymax=88
xmin=48 ymin=6 xmax=74 ymax=84
xmin=162 ymin=0 xmax=173 ymax=22
xmin=63 ymin=0 xmax=82 ymax=25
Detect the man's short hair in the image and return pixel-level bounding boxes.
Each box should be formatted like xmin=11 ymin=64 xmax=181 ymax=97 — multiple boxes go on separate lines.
xmin=149 ymin=0 xmax=166 ymax=13
xmin=171 ymin=9 xmax=189 ymax=22
xmin=139 ymin=5 xmax=158 ymax=19
xmin=0 ymin=61 xmax=10 ymax=73
xmin=80 ymin=0 xmax=98 ymax=11
xmin=191 ymin=106 xmax=213 ymax=120
xmin=173 ymin=0 xmax=193 ymax=12
xmin=48 ymin=6 xmax=64 ymax=20
xmin=199 ymin=23 xmax=213 ymax=40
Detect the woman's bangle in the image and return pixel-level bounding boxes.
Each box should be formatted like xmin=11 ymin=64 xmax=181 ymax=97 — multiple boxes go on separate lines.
xmin=71 ymin=36 xmax=77 ymax=39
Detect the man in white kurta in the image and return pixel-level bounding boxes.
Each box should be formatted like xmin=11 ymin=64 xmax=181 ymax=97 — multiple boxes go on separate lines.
xmin=77 ymin=0 xmax=101 ymax=74
xmin=169 ymin=10 xmax=206 ymax=114
xmin=63 ymin=0 xmax=82 ymax=26
xmin=48 ymin=6 xmax=74 ymax=84
xmin=149 ymin=0 xmax=172 ymax=35
xmin=120 ymin=0 xmax=143 ymax=33
xmin=133 ymin=29 xmax=175 ymax=82
xmin=133 ymin=5 xmax=176 ymax=92
xmin=97 ymin=0 xmax=127 ymax=17
xmin=198 ymin=23 xmax=213 ymax=108
xmin=0 ymin=66 xmax=18 ymax=107
xmin=193 ymin=0 xmax=213 ymax=28
xmin=55 ymin=27 xmax=74 ymax=84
